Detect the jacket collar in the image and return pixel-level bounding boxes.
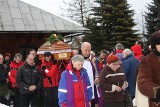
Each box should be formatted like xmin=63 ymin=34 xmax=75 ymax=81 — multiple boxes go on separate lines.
xmin=24 ymin=61 xmax=36 ymax=69
xmin=123 ymin=54 xmax=133 ymax=61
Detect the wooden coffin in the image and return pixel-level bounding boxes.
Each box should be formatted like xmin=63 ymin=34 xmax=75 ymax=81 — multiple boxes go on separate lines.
xmin=37 ymin=41 xmax=71 ymax=60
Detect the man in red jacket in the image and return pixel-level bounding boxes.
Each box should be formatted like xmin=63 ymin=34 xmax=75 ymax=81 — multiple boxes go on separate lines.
xmin=8 ymin=53 xmax=23 ymax=107
xmin=41 ymin=52 xmax=59 ymax=107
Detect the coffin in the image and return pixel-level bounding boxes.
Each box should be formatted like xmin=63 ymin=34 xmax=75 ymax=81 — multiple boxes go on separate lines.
xmin=37 ymin=41 xmax=71 ymax=60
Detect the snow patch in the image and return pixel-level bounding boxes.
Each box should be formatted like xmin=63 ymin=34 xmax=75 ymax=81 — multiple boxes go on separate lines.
xmin=0 ymin=103 xmax=9 ymax=107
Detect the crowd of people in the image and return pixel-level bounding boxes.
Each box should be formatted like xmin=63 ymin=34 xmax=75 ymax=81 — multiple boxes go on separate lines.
xmin=0 ymin=30 xmax=160 ymax=107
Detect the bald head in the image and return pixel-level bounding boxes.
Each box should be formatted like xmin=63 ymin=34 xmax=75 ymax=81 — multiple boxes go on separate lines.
xmin=81 ymin=42 xmax=91 ymax=57
xmin=72 ymin=50 xmax=78 ymax=56
xmin=81 ymin=42 xmax=91 ymax=49
xmin=26 ymin=54 xmax=35 ymax=65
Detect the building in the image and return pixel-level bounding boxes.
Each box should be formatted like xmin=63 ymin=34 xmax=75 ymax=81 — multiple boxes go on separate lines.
xmin=0 ymin=0 xmax=90 ymax=59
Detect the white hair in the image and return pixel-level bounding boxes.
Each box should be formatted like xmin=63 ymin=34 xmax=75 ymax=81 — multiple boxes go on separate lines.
xmin=71 ymin=55 xmax=84 ymax=62
xmin=115 ymin=43 xmax=124 ymax=50
xmin=0 ymin=54 xmax=3 ymax=58
xmin=81 ymin=42 xmax=91 ymax=49
xmin=123 ymin=49 xmax=132 ymax=55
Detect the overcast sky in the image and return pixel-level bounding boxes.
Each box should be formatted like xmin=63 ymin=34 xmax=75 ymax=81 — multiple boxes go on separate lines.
xmin=21 ymin=0 xmax=152 ymax=15
xmin=21 ymin=0 xmax=152 ymax=33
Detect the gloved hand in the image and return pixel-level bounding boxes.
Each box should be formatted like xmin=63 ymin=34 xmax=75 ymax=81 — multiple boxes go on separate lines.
xmin=52 ymin=59 xmax=57 ymax=64
xmin=42 ymin=66 xmax=46 ymax=71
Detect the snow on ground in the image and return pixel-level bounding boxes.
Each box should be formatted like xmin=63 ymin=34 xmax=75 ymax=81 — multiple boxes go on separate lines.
xmin=0 ymin=103 xmax=8 ymax=107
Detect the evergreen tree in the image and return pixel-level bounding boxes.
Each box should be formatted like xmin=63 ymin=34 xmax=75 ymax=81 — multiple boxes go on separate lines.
xmin=145 ymin=0 xmax=160 ymax=34
xmin=84 ymin=0 xmax=138 ymax=51
xmin=83 ymin=18 xmax=104 ymax=53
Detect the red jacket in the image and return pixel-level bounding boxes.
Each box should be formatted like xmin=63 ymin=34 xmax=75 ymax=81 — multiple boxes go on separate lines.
xmin=8 ymin=61 xmax=24 ymax=88
xmin=41 ymin=59 xmax=59 ymax=87
xmin=67 ymin=64 xmax=85 ymax=107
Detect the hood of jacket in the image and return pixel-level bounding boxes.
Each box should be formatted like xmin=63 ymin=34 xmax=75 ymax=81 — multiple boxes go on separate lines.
xmin=131 ymin=44 xmax=143 ymax=56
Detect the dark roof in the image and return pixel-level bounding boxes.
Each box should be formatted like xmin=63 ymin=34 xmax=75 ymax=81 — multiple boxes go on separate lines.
xmin=0 ymin=0 xmax=90 ymax=33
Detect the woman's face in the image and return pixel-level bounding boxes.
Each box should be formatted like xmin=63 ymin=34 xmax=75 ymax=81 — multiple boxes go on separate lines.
xmin=156 ymin=44 xmax=160 ymax=52
xmin=109 ymin=61 xmax=121 ymax=72
xmin=72 ymin=61 xmax=84 ymax=71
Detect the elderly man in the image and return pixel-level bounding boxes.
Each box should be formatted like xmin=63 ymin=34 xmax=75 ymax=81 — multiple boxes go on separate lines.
xmin=114 ymin=43 xmax=124 ymax=62
xmin=16 ymin=54 xmax=43 ymax=107
xmin=80 ymin=42 xmax=99 ymax=107
xmin=122 ymin=49 xmax=139 ymax=99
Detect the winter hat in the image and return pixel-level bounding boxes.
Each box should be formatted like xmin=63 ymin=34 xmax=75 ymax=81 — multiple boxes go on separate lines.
xmin=107 ymin=54 xmax=120 ymax=64
xmin=150 ymin=30 xmax=160 ymax=50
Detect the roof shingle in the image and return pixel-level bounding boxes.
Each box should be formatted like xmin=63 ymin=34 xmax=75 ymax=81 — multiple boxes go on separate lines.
xmin=0 ymin=0 xmax=90 ymax=33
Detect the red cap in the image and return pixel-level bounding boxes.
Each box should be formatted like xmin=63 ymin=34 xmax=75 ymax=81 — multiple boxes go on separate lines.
xmin=107 ymin=54 xmax=120 ymax=64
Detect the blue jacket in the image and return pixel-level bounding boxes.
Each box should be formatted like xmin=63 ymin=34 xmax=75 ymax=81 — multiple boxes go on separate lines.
xmin=58 ymin=68 xmax=93 ymax=107
xmin=116 ymin=53 xmax=123 ymax=62
xmin=122 ymin=54 xmax=139 ymax=97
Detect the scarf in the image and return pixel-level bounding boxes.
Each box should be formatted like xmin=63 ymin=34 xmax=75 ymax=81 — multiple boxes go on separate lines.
xmin=66 ymin=69 xmax=89 ymax=107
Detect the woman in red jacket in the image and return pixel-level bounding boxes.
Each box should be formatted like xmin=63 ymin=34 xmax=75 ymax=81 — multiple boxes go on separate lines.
xmin=8 ymin=53 xmax=23 ymax=107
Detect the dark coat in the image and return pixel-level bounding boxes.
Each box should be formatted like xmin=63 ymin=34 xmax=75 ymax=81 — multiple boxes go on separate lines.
xmin=16 ymin=62 xmax=43 ymax=94
xmin=138 ymin=52 xmax=160 ymax=107
xmin=0 ymin=64 xmax=8 ymax=86
xmin=122 ymin=54 xmax=139 ymax=98
xmin=99 ymin=65 xmax=126 ymax=103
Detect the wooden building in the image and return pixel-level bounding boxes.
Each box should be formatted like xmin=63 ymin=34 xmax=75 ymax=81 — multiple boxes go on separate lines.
xmin=0 ymin=0 xmax=90 ymax=59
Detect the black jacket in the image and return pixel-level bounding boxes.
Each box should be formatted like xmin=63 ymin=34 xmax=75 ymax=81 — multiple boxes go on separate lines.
xmin=16 ymin=62 xmax=42 ymax=94
xmin=0 ymin=64 xmax=8 ymax=87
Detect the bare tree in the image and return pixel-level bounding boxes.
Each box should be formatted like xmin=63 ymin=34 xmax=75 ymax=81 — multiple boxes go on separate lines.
xmin=61 ymin=0 xmax=94 ymax=26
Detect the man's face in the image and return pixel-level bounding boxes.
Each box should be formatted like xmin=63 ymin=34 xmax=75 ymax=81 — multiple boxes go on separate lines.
xmin=45 ymin=56 xmax=52 ymax=62
xmin=0 ymin=56 xmax=4 ymax=64
xmin=15 ymin=57 xmax=22 ymax=64
xmin=81 ymin=45 xmax=91 ymax=57
xmin=27 ymin=55 xmax=35 ymax=65
xmin=30 ymin=51 xmax=36 ymax=58
xmin=122 ymin=52 xmax=127 ymax=59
